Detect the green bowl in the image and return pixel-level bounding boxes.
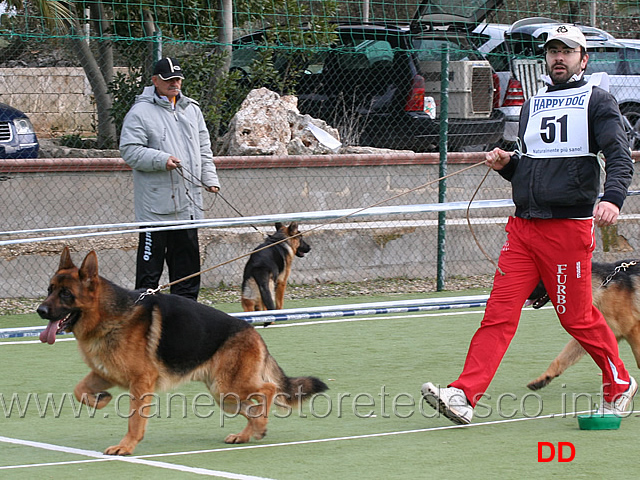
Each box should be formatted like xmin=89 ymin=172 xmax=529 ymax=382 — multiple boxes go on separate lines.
xmin=577 ymin=414 xmax=622 ymax=430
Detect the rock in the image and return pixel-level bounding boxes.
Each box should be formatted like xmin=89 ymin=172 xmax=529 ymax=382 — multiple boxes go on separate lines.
xmin=220 ymin=87 xmax=343 ymax=156
xmin=37 ymin=138 xmax=121 ymax=158
xmin=340 ymin=146 xmax=414 ymax=155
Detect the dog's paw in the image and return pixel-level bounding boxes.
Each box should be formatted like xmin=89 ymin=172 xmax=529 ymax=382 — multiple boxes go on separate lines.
xmin=253 ymin=429 xmax=267 ymax=441
xmin=94 ymin=391 xmax=113 ymax=409
xmin=224 ymin=433 xmax=250 ymax=444
xmin=526 ymin=377 xmax=552 ymax=391
xmin=103 ymin=444 xmax=133 ymax=456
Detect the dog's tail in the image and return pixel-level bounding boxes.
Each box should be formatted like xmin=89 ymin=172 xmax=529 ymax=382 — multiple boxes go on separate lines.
xmin=264 ymin=354 xmax=328 ymax=406
xmin=255 ymin=272 xmax=276 ymax=311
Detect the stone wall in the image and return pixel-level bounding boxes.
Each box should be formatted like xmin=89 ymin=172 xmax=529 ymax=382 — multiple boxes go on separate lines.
xmin=0 ymin=67 xmax=124 ymax=137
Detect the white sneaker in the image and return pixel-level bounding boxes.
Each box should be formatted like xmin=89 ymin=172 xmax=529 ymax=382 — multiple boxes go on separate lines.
xmin=421 ymin=382 xmax=473 ymax=425
xmin=596 ymin=376 xmax=638 ymax=416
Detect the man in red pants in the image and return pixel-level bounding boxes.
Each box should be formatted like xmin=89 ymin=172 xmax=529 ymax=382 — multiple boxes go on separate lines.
xmin=422 ymin=25 xmax=636 ymax=424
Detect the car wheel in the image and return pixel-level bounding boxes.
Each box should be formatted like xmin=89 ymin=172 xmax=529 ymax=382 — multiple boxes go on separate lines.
xmin=620 ymin=104 xmax=640 ymax=151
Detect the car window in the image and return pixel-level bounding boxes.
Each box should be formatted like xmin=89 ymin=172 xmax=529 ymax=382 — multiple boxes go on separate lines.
xmin=586 ymin=49 xmax=624 ymax=76
xmin=506 ymin=34 xmax=543 ymax=58
xmin=623 ymin=47 xmax=640 ymax=75
xmin=471 ymin=32 xmax=491 ymax=52
xmin=481 ymin=41 xmax=511 ymax=72
xmin=586 ymin=47 xmax=640 ymax=76
xmin=332 ymin=40 xmax=395 ymax=70
xmin=230 ymin=46 xmax=260 ymax=71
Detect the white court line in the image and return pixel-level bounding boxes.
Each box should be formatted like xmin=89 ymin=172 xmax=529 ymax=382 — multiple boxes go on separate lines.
xmin=0 ymin=435 xmax=275 ymax=479
xmin=1 ymin=408 xmax=615 ymax=474
xmin=134 ymin=409 xmax=601 ymax=459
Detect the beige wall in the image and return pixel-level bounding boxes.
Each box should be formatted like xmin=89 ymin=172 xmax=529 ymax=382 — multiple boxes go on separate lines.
xmin=0 ymin=67 xmax=125 ymax=137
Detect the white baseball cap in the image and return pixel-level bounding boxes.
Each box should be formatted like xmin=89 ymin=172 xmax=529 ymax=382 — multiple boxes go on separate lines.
xmin=544 ymin=25 xmax=587 ymax=50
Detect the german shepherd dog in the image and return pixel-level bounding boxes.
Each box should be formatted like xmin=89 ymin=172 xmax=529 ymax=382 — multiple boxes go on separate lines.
xmin=37 ymin=247 xmax=327 ymax=455
xmin=526 ymin=259 xmax=640 ymax=390
xmin=241 ymin=222 xmax=311 ymax=314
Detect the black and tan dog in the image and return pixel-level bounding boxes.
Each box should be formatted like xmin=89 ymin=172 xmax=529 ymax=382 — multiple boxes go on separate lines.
xmin=526 ymin=259 xmax=640 ymax=390
xmin=37 ymin=247 xmax=327 ymax=456
xmin=241 ymin=222 xmax=311 ymax=313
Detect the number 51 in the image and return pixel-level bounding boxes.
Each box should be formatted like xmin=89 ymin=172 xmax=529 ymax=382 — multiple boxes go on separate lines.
xmin=540 ymin=115 xmax=568 ymax=143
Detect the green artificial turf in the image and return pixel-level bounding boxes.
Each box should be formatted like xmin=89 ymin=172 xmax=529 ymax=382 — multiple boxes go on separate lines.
xmin=1 ymin=295 xmax=638 ymax=479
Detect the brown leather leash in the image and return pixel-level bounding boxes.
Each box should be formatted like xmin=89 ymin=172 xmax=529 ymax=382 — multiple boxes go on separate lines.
xmin=137 ymin=159 xmax=492 ymax=301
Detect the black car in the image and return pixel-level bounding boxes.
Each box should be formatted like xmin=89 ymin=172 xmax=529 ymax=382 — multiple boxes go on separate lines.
xmin=230 ymin=0 xmax=506 ymax=151
xmin=0 ymin=102 xmax=39 ymax=159
xmin=292 ymin=23 xmax=504 ymax=152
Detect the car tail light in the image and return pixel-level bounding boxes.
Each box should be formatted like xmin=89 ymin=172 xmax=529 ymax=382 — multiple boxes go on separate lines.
xmin=405 ymin=75 xmax=425 ymax=112
xmin=502 ymin=78 xmax=525 ymax=107
xmin=492 ymin=73 xmax=501 ymax=109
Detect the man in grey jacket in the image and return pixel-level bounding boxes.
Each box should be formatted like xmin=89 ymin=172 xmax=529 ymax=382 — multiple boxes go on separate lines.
xmin=120 ymin=57 xmax=220 ymax=300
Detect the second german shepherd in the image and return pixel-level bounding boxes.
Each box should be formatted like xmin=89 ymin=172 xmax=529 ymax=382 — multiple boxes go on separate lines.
xmin=37 ymin=247 xmax=328 ymax=455
xmin=526 ymin=259 xmax=640 ymax=390
xmin=241 ymin=222 xmax=311 ymax=313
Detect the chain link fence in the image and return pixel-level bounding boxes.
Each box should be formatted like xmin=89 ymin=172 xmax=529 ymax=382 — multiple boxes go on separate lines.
xmin=2 ymin=1 xmax=640 ymax=151
xmin=2 ymin=1 xmax=640 ymax=299
xmin=2 ymin=155 xmax=640 ymax=298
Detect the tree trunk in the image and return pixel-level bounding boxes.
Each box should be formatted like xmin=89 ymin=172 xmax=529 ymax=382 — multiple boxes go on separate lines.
xmin=68 ymin=32 xmax=116 ymax=148
xmin=220 ymin=0 xmax=233 ymax=72
xmin=65 ymin=3 xmax=116 ymax=148
xmin=143 ymin=9 xmax=159 ymax=80
xmin=89 ymin=2 xmax=114 ymax=85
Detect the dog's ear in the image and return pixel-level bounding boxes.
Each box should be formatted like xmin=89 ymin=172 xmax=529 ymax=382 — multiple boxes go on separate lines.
xmin=58 ymin=246 xmax=75 ymax=270
xmin=79 ymin=251 xmax=99 ymax=285
xmin=275 ymin=222 xmax=283 ymax=231
xmin=288 ymin=222 xmax=299 ymax=235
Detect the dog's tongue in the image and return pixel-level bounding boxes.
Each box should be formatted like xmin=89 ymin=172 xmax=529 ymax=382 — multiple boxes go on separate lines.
xmin=39 ymin=320 xmax=61 ymax=345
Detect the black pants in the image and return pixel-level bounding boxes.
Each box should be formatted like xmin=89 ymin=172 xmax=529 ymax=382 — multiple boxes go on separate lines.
xmin=136 ymin=228 xmax=201 ymax=300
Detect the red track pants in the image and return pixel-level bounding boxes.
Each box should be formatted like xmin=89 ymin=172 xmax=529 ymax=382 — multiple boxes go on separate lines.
xmin=450 ymin=216 xmax=631 ymax=406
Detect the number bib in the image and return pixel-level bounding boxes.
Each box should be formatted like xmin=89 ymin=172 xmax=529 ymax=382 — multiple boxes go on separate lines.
xmin=523 ymin=80 xmax=596 ymax=158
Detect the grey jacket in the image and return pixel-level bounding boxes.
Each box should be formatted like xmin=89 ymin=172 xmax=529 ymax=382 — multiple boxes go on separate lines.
xmin=119 ymin=85 xmax=220 ymax=222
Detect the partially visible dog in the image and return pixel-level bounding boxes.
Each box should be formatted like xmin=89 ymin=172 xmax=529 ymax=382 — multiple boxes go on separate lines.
xmin=37 ymin=247 xmax=327 ymax=455
xmin=241 ymin=222 xmax=311 ymax=315
xmin=526 ymin=259 xmax=640 ymax=390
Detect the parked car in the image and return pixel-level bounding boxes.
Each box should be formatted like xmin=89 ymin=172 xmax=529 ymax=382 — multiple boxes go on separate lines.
xmin=493 ymin=17 xmax=640 ymax=149
xmin=408 ymin=0 xmax=505 ymax=150
xmin=473 ymin=22 xmax=525 ymax=147
xmin=231 ymin=0 xmax=506 ymax=151
xmin=0 ymin=102 xmax=39 ymax=158
xmin=585 ymin=38 xmax=640 ymax=149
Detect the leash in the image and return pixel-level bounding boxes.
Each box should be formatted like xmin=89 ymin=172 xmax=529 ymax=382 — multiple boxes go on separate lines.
xmin=175 ymin=165 xmax=264 ymax=233
xmin=466 ymin=165 xmax=505 ymax=276
xmin=215 ymin=192 xmax=264 ymax=233
xmin=136 ymin=158 xmax=491 ymax=301
xmin=600 ymin=260 xmax=638 ymax=287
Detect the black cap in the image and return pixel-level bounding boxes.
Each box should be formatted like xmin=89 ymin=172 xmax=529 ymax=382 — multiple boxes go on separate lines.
xmin=153 ymin=58 xmax=184 ymax=80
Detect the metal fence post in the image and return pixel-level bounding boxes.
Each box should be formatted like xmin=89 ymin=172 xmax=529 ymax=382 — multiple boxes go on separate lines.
xmin=437 ymin=44 xmax=449 ymax=291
